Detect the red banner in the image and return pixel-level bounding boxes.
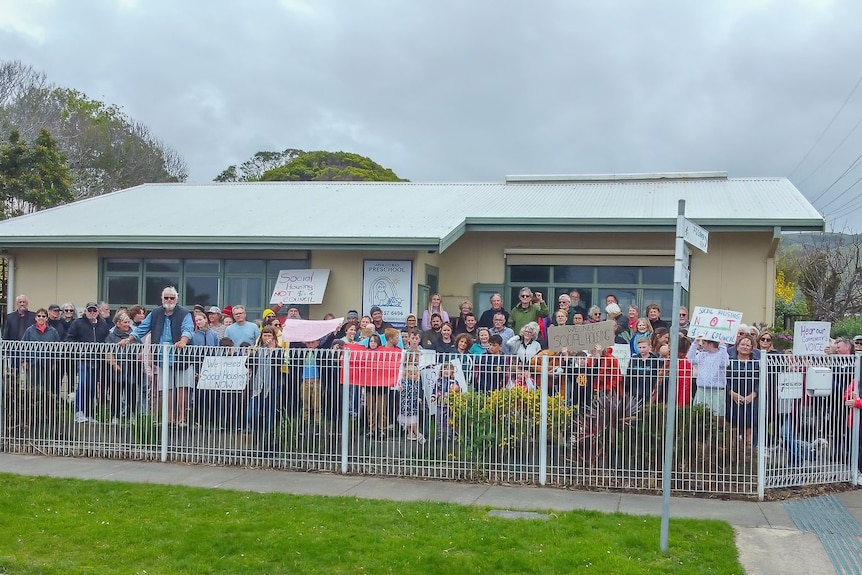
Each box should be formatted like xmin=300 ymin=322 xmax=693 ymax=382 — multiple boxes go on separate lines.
xmin=342 ymin=344 xmax=402 ymax=388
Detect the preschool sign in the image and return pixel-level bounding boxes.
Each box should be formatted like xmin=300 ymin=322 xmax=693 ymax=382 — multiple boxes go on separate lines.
xmin=687 ymin=306 xmax=743 ymax=344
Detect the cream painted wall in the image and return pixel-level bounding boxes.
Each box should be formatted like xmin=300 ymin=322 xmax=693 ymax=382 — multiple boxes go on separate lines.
xmin=7 ymin=248 xmax=98 ymax=311
xmin=687 ymin=231 xmax=775 ymax=325
xmin=438 ymin=231 xmax=676 ymax=313
xmin=310 ymin=250 xmax=419 ymax=320
xmin=4 ymin=230 xmax=778 ymax=327
xmin=438 ymin=230 xmax=776 ymax=326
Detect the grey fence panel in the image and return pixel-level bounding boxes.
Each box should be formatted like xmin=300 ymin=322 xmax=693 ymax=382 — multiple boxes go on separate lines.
xmin=3 ymin=340 xmax=859 ymax=497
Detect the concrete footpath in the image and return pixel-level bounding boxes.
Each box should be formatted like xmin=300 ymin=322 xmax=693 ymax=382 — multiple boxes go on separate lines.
xmin=1 ymin=453 xmax=860 ymax=574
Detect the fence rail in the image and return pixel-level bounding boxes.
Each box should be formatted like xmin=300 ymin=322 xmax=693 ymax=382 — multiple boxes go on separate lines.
xmin=1 ymin=341 xmax=858 ymax=499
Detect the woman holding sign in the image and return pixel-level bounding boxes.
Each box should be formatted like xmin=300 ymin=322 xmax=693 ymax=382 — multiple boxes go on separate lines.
xmin=687 ymin=337 xmax=729 ymax=417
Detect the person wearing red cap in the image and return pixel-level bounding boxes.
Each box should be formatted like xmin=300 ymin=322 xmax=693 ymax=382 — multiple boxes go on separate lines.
xmin=221 ymin=305 xmax=234 ymax=327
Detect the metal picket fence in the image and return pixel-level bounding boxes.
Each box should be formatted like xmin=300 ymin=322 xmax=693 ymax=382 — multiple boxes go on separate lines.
xmin=1 ymin=340 xmax=858 ymax=499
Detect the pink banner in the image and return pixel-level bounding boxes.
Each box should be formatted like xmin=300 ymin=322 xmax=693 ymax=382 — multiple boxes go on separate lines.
xmin=342 ymin=343 xmax=402 ymax=388
xmin=280 ymin=317 xmax=343 ymax=343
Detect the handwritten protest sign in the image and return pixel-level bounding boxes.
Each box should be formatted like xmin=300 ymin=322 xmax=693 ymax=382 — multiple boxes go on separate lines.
xmin=197 ymin=355 xmax=249 ymax=391
xmin=280 ymin=317 xmax=343 ymax=343
xmin=612 ymin=344 xmax=632 ymax=374
xmin=269 ymin=269 xmax=331 ymax=305
xmin=687 ymin=306 xmax=743 ymax=344
xmin=792 ymin=321 xmax=831 ymax=355
xmin=547 ymin=321 xmax=615 ymax=352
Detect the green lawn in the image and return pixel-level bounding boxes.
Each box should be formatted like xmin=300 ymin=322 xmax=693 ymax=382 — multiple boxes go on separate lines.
xmin=0 ymin=473 xmax=743 ymax=574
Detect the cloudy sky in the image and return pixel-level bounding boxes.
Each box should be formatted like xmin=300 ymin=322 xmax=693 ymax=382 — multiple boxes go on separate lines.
xmin=2 ymin=0 xmax=862 ymax=230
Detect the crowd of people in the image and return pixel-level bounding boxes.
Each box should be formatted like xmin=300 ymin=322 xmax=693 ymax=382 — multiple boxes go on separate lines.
xmin=2 ymin=288 xmax=861 ymax=481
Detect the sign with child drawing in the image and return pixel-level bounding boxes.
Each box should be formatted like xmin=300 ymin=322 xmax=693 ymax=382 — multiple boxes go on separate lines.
xmin=362 ymin=260 xmax=413 ymax=326
xmin=421 ymin=355 xmax=468 ymax=417
xmin=687 ymin=306 xmax=744 ymax=344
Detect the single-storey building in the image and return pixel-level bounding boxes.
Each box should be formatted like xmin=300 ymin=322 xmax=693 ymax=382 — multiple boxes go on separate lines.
xmin=0 ymin=172 xmax=823 ymax=326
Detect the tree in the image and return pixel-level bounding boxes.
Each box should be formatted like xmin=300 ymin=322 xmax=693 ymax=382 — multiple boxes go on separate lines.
xmin=215 ymin=149 xmax=407 ymax=182
xmin=0 ymin=59 xmax=187 ymax=202
xmin=781 ymin=232 xmax=862 ymax=323
xmin=0 ymin=129 xmax=72 ymax=218
xmin=261 ymin=151 xmax=406 ymax=182
xmin=214 ymin=148 xmax=304 ymax=182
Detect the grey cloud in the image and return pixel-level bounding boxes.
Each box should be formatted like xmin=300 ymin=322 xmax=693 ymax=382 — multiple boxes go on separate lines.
xmin=1 ymin=0 xmax=861 ymax=229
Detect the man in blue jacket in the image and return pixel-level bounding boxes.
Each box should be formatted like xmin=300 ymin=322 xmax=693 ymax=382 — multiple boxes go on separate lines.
xmin=121 ymin=286 xmax=194 ymax=427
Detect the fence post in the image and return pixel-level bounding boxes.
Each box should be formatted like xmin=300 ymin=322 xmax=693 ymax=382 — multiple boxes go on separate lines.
xmin=852 ymin=354 xmax=861 ymax=485
xmin=341 ymin=349 xmax=351 ymax=475
xmin=160 ymin=344 xmax=170 ymax=463
xmin=0 ymin=342 xmax=5 ymax=447
xmin=757 ymin=352 xmax=768 ymax=500
xmin=538 ymin=354 xmax=549 ymax=486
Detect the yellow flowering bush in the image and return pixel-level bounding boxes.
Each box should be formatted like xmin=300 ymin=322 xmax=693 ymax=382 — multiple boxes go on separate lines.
xmin=447 ymin=388 xmax=573 ymax=453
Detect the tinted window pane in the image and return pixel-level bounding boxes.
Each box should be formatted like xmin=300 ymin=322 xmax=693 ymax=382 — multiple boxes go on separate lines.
xmin=226 ymin=277 xmax=263 ymax=309
xmin=509 ymin=287 xmax=522 ymax=309
xmin=185 ymin=260 xmax=221 ymax=274
xmin=226 ymin=260 xmax=265 ymax=274
xmin=554 ymin=265 xmax=594 ymax=283
xmin=267 ymin=260 xmax=306 ymax=275
xmin=597 ymin=266 xmax=638 ymax=284
xmin=106 ymin=276 xmax=139 ymax=305
xmin=641 ymin=267 xmax=674 ymax=285
xmin=185 ymin=277 xmax=219 ymax=306
xmin=510 ymin=266 xmax=551 ymax=283
xmin=642 ymin=289 xmax=674 ymax=319
xmin=145 ymin=276 xmax=180 ymax=305
xmin=599 ymin=289 xmax=636 ymax=313
xmin=105 ymin=259 xmax=140 ymax=273
xmin=145 ymin=260 xmax=180 ymax=273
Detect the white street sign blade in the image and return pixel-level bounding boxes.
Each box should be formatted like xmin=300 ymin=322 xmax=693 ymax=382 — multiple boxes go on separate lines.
xmin=682 ymin=218 xmax=709 ymax=253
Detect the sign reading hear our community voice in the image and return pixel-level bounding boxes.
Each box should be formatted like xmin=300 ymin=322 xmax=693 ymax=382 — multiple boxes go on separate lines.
xmin=792 ymin=321 xmax=831 ymax=355
xmin=687 ymin=306 xmax=743 ymax=345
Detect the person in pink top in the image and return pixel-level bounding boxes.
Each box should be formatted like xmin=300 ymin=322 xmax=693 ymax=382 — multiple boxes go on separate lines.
xmin=421 ymin=293 xmax=449 ymax=331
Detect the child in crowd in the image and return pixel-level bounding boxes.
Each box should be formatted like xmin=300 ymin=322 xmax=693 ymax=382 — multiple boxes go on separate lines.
xmin=300 ymin=338 xmax=322 ymax=434
xmin=555 ymin=350 xmax=593 ymax=410
xmin=433 ymin=362 xmax=459 ymax=438
xmin=625 ymin=338 xmax=659 ymax=402
xmin=474 ymin=334 xmax=508 ymax=393
xmin=395 ymin=364 xmax=424 ymax=443
xmin=507 ymin=362 xmax=537 ymax=391
xmin=629 ymin=318 xmax=653 ymax=355
xmin=365 ymin=334 xmax=388 ymax=439
xmin=402 ymin=328 xmax=423 ymax=367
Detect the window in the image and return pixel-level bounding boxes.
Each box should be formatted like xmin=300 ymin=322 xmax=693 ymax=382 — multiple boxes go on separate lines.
xmin=505 ymin=264 xmax=683 ymax=314
xmin=101 ymin=257 xmax=308 ymax=318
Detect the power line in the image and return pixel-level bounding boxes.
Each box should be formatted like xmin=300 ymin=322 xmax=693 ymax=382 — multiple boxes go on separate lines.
xmin=815 ymin=152 xmax=862 ymax=210
xmin=797 ymin=112 xmax=862 ymax=187
xmin=789 ymin=72 xmax=862 ymax=180
xmin=822 ymin=177 xmax=862 ymax=219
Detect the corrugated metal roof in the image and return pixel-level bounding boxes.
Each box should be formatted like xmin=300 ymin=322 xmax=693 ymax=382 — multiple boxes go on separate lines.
xmin=0 ymin=177 xmax=824 ymax=251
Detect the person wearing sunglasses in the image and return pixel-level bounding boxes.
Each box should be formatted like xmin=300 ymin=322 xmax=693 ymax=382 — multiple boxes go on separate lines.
xmin=757 ymin=331 xmax=776 ymax=353
xmin=121 ymin=286 xmax=194 ymax=428
xmin=508 ymin=287 xmax=549 ymax=336
xmin=21 ymin=308 xmax=63 ymax=421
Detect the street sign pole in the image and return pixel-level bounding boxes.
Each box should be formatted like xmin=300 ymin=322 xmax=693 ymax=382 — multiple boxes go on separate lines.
xmin=661 ymin=199 xmax=686 ymax=552
xmin=661 ymin=200 xmax=708 ymax=552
